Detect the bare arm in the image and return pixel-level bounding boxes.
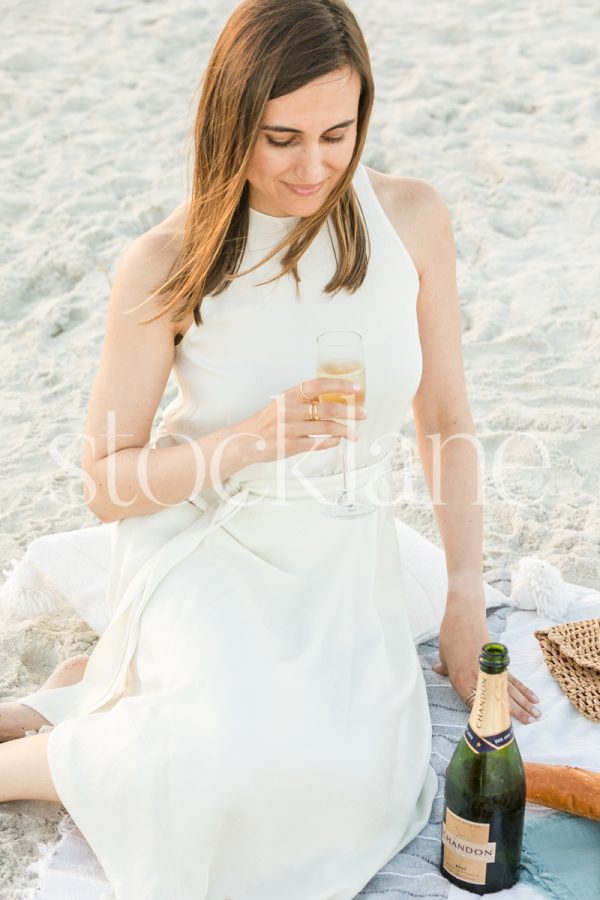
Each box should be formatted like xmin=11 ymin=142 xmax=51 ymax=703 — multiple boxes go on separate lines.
xmin=407 ymin=184 xmax=484 ymax=599
xmin=82 ymin=227 xmax=254 ymax=523
xmin=381 ymin=175 xmax=539 ymax=724
xmin=371 ymin=172 xmax=484 ymax=597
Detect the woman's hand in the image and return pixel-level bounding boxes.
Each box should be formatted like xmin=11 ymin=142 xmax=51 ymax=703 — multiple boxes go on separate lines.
xmin=241 ymin=378 xmax=367 ymax=466
xmin=433 ymin=593 xmax=541 ymax=725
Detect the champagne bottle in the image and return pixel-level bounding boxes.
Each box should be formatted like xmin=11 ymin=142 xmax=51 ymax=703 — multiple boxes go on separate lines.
xmin=440 ymin=642 xmax=526 ymax=894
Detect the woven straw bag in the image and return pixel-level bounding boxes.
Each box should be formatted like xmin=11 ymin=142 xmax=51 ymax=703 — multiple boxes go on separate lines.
xmin=535 ymin=618 xmax=600 ymax=723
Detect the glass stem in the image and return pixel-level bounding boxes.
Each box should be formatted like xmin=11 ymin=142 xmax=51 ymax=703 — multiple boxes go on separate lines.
xmin=340 ymin=437 xmax=350 ymax=500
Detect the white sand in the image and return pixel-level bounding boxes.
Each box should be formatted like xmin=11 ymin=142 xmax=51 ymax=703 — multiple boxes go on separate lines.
xmin=1 ymin=0 xmax=598 ymax=893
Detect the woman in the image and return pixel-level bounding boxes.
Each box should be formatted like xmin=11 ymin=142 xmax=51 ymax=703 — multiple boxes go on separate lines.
xmin=0 ymin=0 xmax=539 ymax=897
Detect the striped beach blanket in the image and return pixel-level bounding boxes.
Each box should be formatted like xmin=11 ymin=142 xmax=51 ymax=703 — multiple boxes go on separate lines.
xmin=357 ymin=605 xmax=513 ymax=900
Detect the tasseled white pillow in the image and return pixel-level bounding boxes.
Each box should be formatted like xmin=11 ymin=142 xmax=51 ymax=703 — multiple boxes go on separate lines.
xmin=509 ymin=555 xmax=570 ymax=620
xmin=0 ymin=524 xmax=113 ymax=634
xmin=0 ymin=555 xmax=69 ymax=619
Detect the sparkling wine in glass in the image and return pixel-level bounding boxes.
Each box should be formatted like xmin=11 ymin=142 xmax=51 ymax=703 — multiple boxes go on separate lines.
xmin=315 ymin=330 xmax=375 ymax=518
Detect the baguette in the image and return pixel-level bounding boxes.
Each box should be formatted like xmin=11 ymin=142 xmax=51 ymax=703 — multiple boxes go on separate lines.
xmin=524 ymin=762 xmax=600 ymax=821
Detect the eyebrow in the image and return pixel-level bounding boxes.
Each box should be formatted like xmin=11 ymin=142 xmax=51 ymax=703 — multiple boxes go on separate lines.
xmin=260 ymin=118 xmax=356 ymax=134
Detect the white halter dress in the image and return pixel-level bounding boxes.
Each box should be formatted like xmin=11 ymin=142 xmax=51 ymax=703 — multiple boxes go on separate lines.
xmin=20 ymin=161 xmax=438 ymax=900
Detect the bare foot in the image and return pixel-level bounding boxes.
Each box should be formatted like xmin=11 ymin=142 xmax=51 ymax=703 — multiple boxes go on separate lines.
xmin=0 ymin=654 xmax=90 ymax=743
xmin=39 ymin=654 xmax=90 ymax=691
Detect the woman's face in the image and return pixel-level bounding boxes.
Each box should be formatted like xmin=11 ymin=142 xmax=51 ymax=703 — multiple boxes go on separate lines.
xmin=246 ymin=66 xmax=361 ymax=218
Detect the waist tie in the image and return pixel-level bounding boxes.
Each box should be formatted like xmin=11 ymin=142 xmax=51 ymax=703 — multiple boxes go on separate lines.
xmin=77 ymin=449 xmax=394 ymax=716
xmin=189 ymin=446 xmax=394 ymax=506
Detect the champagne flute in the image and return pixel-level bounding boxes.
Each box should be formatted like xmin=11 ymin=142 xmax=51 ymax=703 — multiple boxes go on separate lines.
xmin=315 ymin=330 xmax=375 ymax=518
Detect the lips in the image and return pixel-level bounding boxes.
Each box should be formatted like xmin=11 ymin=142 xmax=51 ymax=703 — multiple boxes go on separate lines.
xmin=285 ymin=181 xmax=325 ymax=196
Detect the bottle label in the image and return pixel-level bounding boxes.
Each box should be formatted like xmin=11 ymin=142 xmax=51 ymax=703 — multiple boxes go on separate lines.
xmin=464 ymin=724 xmax=514 ymax=754
xmin=468 ymin=671 xmax=512 ymax=742
xmin=441 ymin=807 xmax=497 ymax=885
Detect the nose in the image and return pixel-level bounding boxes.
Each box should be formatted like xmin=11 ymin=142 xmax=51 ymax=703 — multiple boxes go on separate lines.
xmin=294 ymin=144 xmax=327 ymax=184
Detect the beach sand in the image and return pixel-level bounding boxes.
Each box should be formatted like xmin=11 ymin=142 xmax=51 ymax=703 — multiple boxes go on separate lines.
xmin=1 ymin=0 xmax=598 ymax=893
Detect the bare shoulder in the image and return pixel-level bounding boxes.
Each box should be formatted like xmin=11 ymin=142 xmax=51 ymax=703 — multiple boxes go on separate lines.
xmin=362 ymin=166 xmax=453 ymax=277
xmin=124 ymin=201 xmax=187 ymax=278
xmin=115 ymin=201 xmax=191 ymax=339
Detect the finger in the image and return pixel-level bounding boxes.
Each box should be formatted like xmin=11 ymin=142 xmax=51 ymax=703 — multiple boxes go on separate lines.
xmin=297 ymin=422 xmax=359 ymax=441
xmin=447 ymin=677 xmax=478 ymax=705
xmin=432 ymin=660 xmax=448 ymax=676
xmin=508 ymin=672 xmax=539 ymax=704
xmin=308 ymin=432 xmax=358 ymax=444
xmin=310 ymin=436 xmax=343 ymax=451
xmin=314 ymin=401 xmax=367 ymax=421
xmin=296 ymin=434 xmax=358 ymax=452
xmin=508 ymin=680 xmax=541 ymax=725
xmin=289 ymin=434 xmax=342 ymax=453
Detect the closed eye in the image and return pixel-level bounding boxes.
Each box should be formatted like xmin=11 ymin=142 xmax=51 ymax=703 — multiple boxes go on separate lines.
xmin=266 ymin=134 xmax=346 ymax=149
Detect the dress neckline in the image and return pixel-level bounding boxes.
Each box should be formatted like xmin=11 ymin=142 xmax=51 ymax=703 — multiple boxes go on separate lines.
xmin=246 ymin=206 xmax=302 ymax=247
xmin=248 ymin=206 xmax=301 ymax=224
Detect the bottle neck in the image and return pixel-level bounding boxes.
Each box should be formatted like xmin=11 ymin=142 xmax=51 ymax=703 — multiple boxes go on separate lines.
xmin=468 ymin=669 xmax=511 ymax=738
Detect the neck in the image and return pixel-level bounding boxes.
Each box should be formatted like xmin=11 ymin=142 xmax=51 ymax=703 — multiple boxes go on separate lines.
xmin=468 ymin=670 xmax=511 ymax=737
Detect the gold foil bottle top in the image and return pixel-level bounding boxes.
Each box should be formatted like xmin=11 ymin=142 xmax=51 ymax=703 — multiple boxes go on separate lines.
xmin=466 ymin=643 xmax=513 ymax=752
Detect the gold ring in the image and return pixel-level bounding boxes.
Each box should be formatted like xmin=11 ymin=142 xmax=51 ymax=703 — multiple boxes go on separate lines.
xmin=300 ymin=382 xmax=317 ymax=403
xmin=309 ymin=401 xmax=320 ymax=422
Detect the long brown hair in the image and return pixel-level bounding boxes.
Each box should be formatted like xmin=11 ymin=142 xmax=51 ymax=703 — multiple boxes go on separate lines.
xmin=144 ymin=0 xmax=374 ymax=328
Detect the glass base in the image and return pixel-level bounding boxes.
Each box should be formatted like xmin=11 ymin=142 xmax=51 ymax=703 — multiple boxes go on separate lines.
xmin=318 ymin=492 xmax=376 ymax=519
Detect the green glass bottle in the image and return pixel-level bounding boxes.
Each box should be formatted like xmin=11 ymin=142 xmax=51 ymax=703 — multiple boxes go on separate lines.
xmin=440 ymin=642 xmax=526 ymax=894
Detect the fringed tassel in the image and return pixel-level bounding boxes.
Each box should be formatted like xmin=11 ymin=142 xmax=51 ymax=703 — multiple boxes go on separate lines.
xmin=510 ymin=556 xmax=570 ymax=620
xmin=519 ymin=837 xmax=574 ymax=900
xmin=0 ymin=555 xmax=68 ymax=620
xmin=21 ymin=833 xmax=64 ymax=898
xmin=23 ymin=812 xmax=113 ymax=897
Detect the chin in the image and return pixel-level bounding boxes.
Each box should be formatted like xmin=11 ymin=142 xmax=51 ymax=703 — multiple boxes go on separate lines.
xmin=285 ymin=188 xmax=335 ymax=217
